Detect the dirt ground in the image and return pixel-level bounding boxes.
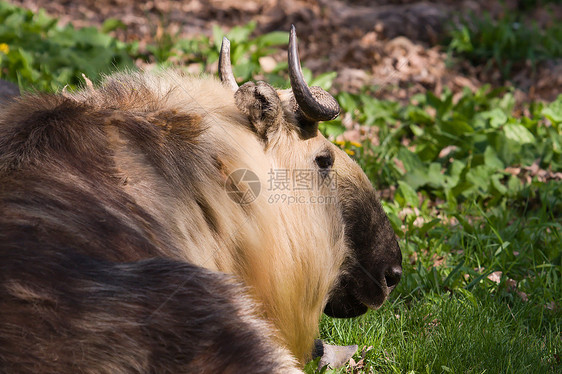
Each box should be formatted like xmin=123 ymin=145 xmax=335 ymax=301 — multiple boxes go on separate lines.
xmin=9 ymin=0 xmax=562 ymax=103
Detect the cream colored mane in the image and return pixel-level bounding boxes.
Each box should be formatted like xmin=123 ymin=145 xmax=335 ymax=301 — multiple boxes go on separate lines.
xmin=70 ymin=70 xmax=348 ymax=361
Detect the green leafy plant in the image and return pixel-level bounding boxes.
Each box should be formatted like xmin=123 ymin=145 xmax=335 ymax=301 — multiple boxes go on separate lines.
xmin=139 ymin=21 xmax=293 ymax=86
xmin=328 ymin=86 xmax=562 ymax=210
xmin=447 ymin=11 xmax=562 ymax=78
xmin=0 ymin=1 xmax=136 ymax=91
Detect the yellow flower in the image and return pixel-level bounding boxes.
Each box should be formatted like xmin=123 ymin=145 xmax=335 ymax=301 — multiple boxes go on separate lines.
xmin=0 ymin=43 xmax=9 ymax=54
xmin=344 ymin=149 xmax=355 ymax=156
xmin=334 ymin=140 xmax=363 ymax=148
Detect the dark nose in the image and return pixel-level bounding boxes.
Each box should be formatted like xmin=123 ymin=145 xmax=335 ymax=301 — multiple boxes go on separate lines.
xmin=384 ymin=265 xmax=402 ymax=291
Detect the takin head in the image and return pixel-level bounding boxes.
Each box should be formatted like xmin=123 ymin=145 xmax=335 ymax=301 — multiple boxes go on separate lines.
xmin=220 ymin=25 xmax=402 ymax=322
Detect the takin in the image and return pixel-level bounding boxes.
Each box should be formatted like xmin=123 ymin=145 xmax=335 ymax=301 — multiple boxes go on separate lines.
xmin=0 ymin=26 xmax=402 ymax=373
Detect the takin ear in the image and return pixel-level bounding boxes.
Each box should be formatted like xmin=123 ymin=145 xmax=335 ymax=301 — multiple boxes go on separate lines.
xmin=234 ymin=81 xmax=283 ymax=140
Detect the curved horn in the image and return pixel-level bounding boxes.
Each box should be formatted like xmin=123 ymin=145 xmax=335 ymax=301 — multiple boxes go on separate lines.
xmin=219 ymin=37 xmax=238 ymax=92
xmin=288 ymin=25 xmax=340 ymax=122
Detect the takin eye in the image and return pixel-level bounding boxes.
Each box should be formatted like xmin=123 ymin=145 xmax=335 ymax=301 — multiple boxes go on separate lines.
xmin=315 ymin=153 xmax=334 ymax=170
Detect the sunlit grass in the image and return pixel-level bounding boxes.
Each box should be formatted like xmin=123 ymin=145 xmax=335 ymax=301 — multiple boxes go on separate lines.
xmin=319 ymin=294 xmax=559 ymax=373
xmin=312 ymin=202 xmax=561 ymax=373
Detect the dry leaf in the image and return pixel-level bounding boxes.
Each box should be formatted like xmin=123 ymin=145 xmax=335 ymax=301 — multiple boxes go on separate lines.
xmin=487 ymin=271 xmax=502 ymax=284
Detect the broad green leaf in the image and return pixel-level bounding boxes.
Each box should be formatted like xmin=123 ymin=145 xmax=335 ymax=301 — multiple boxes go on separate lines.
xmin=228 ymin=21 xmax=256 ymax=43
xmin=426 ymin=91 xmax=442 ymax=110
xmin=484 ymin=146 xmax=504 ymax=170
xmin=361 ymin=95 xmax=397 ymax=125
xmin=481 ymin=108 xmax=508 ymax=128
xmin=397 ymin=180 xmax=420 ymax=207
xmin=398 ymin=148 xmax=424 ymax=172
xmin=503 ymin=123 xmax=535 ymax=144
xmin=443 ymin=160 xmax=465 ymax=190
xmin=466 ymin=165 xmax=494 ymax=193
xmin=233 ymin=61 xmax=256 ymax=81
xmin=231 ymin=44 xmax=248 ymax=65
xmin=319 ymin=120 xmax=345 ymax=138
xmin=406 ymin=106 xmax=433 ymax=125
xmin=542 ymin=95 xmax=562 ymax=124
xmin=426 ymin=163 xmax=446 ymax=188
xmin=439 ymin=119 xmax=474 ymax=136
xmin=498 ymin=92 xmax=515 ymax=112
xmin=102 ymin=18 xmax=126 ymax=33
xmin=506 ymin=175 xmax=522 ymax=196
xmin=257 ymin=31 xmax=289 ymax=47
xmin=336 ymin=92 xmax=357 ymax=113
xmin=416 ymin=143 xmax=441 ymax=162
xmin=301 ymin=67 xmax=313 ymax=84
xmin=404 ymin=168 xmax=430 ymax=191
xmin=409 ymin=123 xmax=425 ymax=137
xmin=212 ymin=24 xmax=224 ymax=46
xmin=310 ymin=71 xmax=337 ymax=91
xmin=73 ymin=27 xmax=113 ymax=47
xmin=490 ymin=174 xmax=508 ymax=195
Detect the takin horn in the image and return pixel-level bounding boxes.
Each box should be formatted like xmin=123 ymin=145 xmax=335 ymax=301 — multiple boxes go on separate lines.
xmin=288 ymin=25 xmax=340 ymax=123
xmin=219 ymin=26 xmax=340 ymax=123
xmin=219 ymin=36 xmax=239 ymax=92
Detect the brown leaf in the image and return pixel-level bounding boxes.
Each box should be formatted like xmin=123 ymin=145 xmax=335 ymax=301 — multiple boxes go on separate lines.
xmin=487 ymin=271 xmax=502 ymax=284
xmin=517 ymin=291 xmax=529 ymax=302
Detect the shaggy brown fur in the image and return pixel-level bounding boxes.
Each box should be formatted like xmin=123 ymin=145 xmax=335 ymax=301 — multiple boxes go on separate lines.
xmin=0 ymin=69 xmax=401 ymax=371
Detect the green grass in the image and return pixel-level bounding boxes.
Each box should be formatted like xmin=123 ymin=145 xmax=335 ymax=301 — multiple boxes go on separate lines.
xmin=316 ymin=200 xmax=560 ymax=373
xmin=320 ymin=294 xmax=558 ymax=373
xmin=1 ymin=2 xmax=560 ymax=373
